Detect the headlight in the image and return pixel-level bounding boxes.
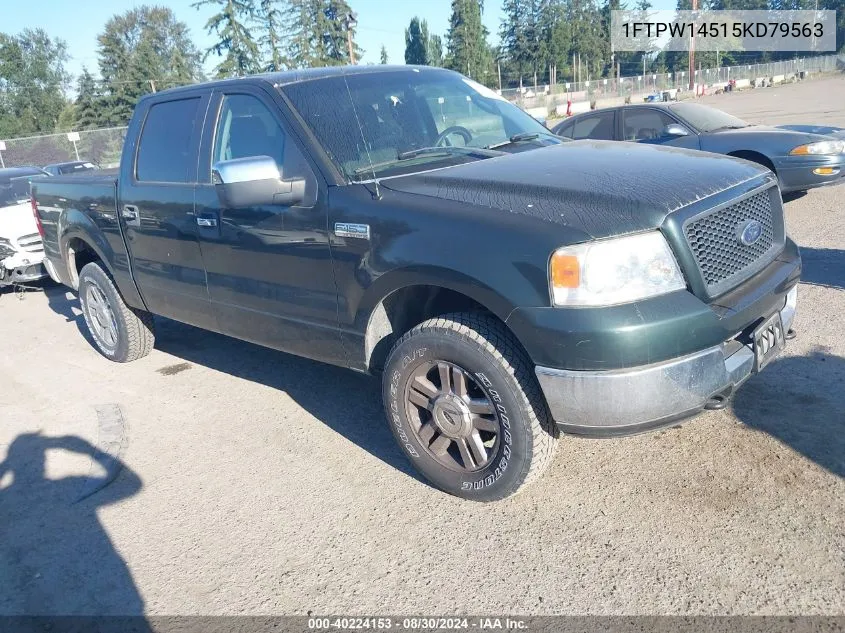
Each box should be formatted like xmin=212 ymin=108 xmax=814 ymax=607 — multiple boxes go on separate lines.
xmin=789 ymin=140 xmax=844 ymax=156
xmin=550 ymin=232 xmax=686 ymax=306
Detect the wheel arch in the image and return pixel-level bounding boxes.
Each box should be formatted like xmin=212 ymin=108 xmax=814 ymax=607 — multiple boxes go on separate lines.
xmin=359 ymin=268 xmax=526 ymax=373
xmin=61 ymin=231 xmax=114 ymax=291
xmin=727 ymin=149 xmax=776 ymax=173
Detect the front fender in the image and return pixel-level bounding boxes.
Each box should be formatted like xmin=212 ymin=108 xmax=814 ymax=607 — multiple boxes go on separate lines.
xmin=355 ymin=264 xmax=517 ymax=333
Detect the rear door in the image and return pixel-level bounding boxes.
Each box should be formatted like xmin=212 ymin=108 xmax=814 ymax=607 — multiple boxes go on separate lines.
xmin=192 ymin=85 xmax=344 ymax=364
xmin=120 ymin=92 xmax=216 ymax=329
xmin=566 ymin=110 xmax=617 ymax=140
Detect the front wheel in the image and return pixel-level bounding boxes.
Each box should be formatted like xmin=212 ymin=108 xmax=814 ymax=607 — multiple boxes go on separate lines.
xmin=78 ymin=262 xmax=155 ymax=363
xmin=382 ymin=313 xmax=558 ymax=501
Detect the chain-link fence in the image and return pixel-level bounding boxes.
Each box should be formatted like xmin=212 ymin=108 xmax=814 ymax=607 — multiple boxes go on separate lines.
xmin=0 ymin=127 xmax=127 ymax=170
xmin=1 ymin=53 xmax=842 ymax=168
xmin=502 ymin=54 xmax=842 ymax=112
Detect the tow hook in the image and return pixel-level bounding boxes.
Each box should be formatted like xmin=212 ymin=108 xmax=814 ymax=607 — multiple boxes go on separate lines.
xmin=785 ymin=329 xmax=797 ymax=341
xmin=704 ymin=388 xmax=732 ymax=411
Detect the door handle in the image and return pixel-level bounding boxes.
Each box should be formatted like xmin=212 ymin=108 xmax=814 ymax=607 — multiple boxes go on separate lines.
xmin=196 ymin=217 xmax=218 ymax=228
xmin=122 ymin=205 xmax=139 ymax=222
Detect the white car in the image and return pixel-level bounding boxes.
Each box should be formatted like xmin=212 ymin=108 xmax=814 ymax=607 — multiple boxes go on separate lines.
xmin=0 ymin=167 xmax=49 ymax=287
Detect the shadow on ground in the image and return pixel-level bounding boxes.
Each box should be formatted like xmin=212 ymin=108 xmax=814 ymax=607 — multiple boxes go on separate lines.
xmin=40 ymin=283 xmax=418 ymax=482
xmin=0 ymin=433 xmax=145 ymax=616
xmin=732 ymin=347 xmax=845 ymax=479
xmin=798 ymin=246 xmax=845 ymax=291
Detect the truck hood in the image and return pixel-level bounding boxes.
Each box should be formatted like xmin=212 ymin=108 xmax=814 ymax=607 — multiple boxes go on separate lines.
xmin=0 ymin=202 xmax=39 ymax=243
xmin=382 ymin=141 xmax=768 ymax=239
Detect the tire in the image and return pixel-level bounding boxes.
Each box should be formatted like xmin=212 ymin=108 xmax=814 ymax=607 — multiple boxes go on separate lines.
xmin=382 ymin=312 xmax=558 ymax=502
xmin=78 ymin=262 xmax=155 ymax=363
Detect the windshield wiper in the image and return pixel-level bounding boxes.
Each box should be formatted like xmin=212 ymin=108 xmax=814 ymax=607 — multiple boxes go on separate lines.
xmin=484 ymin=131 xmax=559 ymax=150
xmin=351 ymin=146 xmax=501 ymax=176
xmin=710 ymin=124 xmax=747 ymax=131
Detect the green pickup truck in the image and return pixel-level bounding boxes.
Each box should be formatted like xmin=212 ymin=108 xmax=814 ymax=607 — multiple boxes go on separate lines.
xmin=32 ymin=65 xmax=800 ymax=501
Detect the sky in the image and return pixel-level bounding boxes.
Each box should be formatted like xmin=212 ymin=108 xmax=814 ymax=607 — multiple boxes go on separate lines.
xmin=3 ymin=0 xmax=677 ymax=81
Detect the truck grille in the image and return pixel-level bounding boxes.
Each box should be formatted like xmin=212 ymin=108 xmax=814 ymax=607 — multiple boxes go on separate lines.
xmin=17 ymin=233 xmax=43 ymax=253
xmin=684 ymin=188 xmax=781 ymax=296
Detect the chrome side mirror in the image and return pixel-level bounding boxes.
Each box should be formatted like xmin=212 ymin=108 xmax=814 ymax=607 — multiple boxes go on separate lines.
xmin=212 ymin=155 xmax=305 ymax=208
xmin=663 ymin=123 xmax=691 ymax=137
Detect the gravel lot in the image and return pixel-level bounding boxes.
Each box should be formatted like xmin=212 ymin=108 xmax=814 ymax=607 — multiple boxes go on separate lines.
xmin=1 ymin=76 xmax=843 ymax=617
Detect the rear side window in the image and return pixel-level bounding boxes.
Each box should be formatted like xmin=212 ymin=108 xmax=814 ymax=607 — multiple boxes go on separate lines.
xmin=571 ymin=111 xmax=616 ymax=140
xmin=136 ymin=98 xmax=200 ymax=182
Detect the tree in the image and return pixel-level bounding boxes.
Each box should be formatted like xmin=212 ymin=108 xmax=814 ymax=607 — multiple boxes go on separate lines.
xmin=500 ymin=0 xmax=530 ymax=83
xmin=380 ymin=44 xmax=388 ymax=64
xmin=0 ymin=29 xmax=70 ymax=138
xmin=96 ymin=6 xmax=204 ymax=126
xmin=74 ymin=68 xmax=100 ymax=131
xmin=405 ymin=17 xmax=429 ymax=64
xmin=257 ymin=0 xmax=288 ymax=71
xmin=285 ymin=0 xmax=364 ymax=68
xmin=445 ymin=0 xmax=493 ymax=83
xmin=193 ymin=0 xmax=261 ymax=78
xmin=429 ymin=34 xmax=444 ymax=66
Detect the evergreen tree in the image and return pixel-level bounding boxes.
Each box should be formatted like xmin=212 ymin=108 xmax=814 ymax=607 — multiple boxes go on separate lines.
xmin=380 ymin=44 xmax=388 ymax=64
xmin=429 ymin=34 xmax=444 ymax=66
xmin=285 ymin=0 xmax=363 ymax=67
xmin=55 ymin=103 xmax=77 ymax=133
xmin=405 ymin=17 xmax=429 ymax=64
xmin=74 ymin=68 xmax=100 ymax=131
xmin=500 ymin=0 xmax=530 ymax=83
xmin=445 ymin=0 xmax=492 ymax=83
xmin=193 ymin=0 xmax=261 ymax=78
xmin=257 ymin=0 xmax=288 ymax=71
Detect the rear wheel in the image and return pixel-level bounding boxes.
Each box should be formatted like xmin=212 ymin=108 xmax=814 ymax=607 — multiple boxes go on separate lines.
xmin=382 ymin=313 xmax=558 ymax=501
xmin=78 ymin=262 xmax=155 ymax=362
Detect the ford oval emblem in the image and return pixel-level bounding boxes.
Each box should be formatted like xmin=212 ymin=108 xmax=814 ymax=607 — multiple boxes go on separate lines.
xmin=738 ymin=220 xmax=763 ymax=246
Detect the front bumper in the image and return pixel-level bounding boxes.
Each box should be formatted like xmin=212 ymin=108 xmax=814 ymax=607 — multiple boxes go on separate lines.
xmin=535 ymin=285 xmax=797 ymax=436
xmin=774 ymin=153 xmax=845 ymax=192
xmin=1 ymin=251 xmax=48 ymax=285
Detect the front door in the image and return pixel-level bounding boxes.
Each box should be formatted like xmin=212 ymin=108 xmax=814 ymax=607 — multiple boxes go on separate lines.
xmin=193 ymin=88 xmax=344 ymax=364
xmin=620 ymin=108 xmax=701 ymax=150
xmin=120 ymin=93 xmax=216 ymax=330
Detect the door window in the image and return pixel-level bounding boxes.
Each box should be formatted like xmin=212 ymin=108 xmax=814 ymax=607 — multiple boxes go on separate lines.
xmin=570 ymin=111 xmax=616 ymax=140
xmin=622 ymin=109 xmax=676 ymax=141
xmin=212 ymin=93 xmax=315 ymax=204
xmin=213 ymin=94 xmax=286 ymax=168
xmin=136 ymin=97 xmax=201 ymax=182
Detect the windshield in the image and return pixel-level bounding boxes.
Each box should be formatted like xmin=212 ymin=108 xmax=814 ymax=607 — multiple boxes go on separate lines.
xmin=281 ymin=69 xmax=557 ymax=181
xmin=669 ymin=103 xmax=748 ymax=132
xmin=0 ymin=177 xmax=33 ymax=208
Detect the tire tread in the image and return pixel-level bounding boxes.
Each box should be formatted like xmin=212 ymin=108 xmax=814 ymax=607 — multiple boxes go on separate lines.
xmin=389 ymin=312 xmax=557 ymax=501
xmin=79 ymin=262 xmax=155 ymax=362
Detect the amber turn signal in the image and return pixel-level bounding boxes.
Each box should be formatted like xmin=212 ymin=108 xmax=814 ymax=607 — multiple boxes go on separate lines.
xmin=550 ymin=253 xmax=580 ymax=288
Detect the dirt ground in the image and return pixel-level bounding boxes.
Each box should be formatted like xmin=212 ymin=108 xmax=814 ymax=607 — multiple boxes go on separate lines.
xmin=1 ymin=76 xmax=843 ymax=617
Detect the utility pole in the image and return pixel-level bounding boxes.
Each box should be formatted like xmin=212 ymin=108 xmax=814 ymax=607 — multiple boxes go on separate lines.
xmin=149 ymin=79 xmax=157 ymax=93
xmin=343 ymin=12 xmax=358 ymax=64
xmin=689 ymin=0 xmax=697 ymax=91
xmin=497 ymin=61 xmax=502 ymax=91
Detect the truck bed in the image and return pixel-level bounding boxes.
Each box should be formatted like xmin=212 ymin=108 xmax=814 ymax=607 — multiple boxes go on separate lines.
xmin=32 ymin=175 xmax=123 ymax=290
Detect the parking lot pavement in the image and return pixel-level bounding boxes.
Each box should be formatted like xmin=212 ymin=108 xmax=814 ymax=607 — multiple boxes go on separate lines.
xmin=1 ymin=77 xmax=843 ymax=617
